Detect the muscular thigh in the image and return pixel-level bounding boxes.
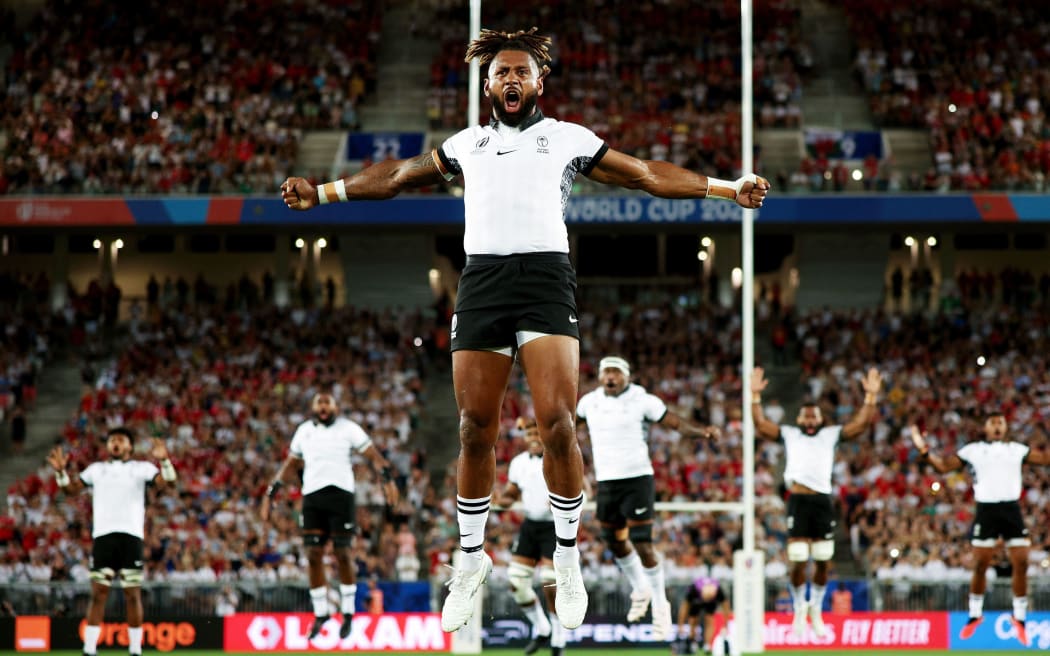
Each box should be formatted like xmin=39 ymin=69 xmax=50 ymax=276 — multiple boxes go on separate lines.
xmin=452 ymin=350 xmax=514 ymax=425
xmin=517 ymin=335 xmax=579 ymax=417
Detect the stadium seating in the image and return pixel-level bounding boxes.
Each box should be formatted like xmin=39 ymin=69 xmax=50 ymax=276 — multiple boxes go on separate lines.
xmin=1 ymin=0 xmax=381 ymax=195
xmin=844 ymin=0 xmax=1050 ymax=191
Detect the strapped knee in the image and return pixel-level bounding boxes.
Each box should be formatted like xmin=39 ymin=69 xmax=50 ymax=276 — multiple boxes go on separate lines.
xmin=508 ymin=562 xmax=538 ymax=605
xmin=628 ymin=523 xmax=653 ymax=544
xmin=810 ymin=540 xmax=835 ymax=561
xmin=601 ymin=526 xmax=627 ymax=548
xmin=91 ymin=567 xmax=116 ymax=586
xmin=120 ymin=568 xmax=144 ymax=587
xmin=787 ymin=541 xmax=810 ymax=562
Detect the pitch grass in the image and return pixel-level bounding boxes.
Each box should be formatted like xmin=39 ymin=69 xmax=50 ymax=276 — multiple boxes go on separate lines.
xmin=45 ymin=646 xmax=1012 ymax=650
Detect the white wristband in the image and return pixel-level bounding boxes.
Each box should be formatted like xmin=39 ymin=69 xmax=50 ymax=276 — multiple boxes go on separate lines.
xmin=705 ymin=173 xmax=759 ymax=201
xmin=317 ymin=180 xmax=347 ymax=205
xmin=55 ymin=470 xmax=70 ymax=487
xmin=160 ymin=459 xmax=176 ymax=482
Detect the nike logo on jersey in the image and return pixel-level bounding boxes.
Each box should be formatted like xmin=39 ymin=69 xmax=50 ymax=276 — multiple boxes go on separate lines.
xmin=460 ymin=533 xmax=473 ymax=538
xmin=569 ymin=315 xmax=579 ymax=324
xmin=634 ymin=507 xmax=647 ymax=515
xmin=496 ymin=149 xmax=518 ymax=156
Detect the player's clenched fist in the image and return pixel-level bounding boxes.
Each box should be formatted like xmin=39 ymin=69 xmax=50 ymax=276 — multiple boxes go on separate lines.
xmin=281 ymin=177 xmax=318 ymax=210
xmin=736 ymin=175 xmax=770 ymax=210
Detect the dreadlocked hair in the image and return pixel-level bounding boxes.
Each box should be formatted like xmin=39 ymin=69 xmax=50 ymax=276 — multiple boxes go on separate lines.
xmin=464 ymin=27 xmax=552 ymax=78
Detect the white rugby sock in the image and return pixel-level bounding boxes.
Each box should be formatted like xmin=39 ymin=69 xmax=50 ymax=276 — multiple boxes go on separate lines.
xmin=1013 ymin=595 xmax=1028 ymax=622
xmin=340 ymin=583 xmax=357 ymax=614
xmin=83 ymin=625 xmax=101 ymax=655
xmin=310 ymin=586 xmax=329 ymax=617
xmin=615 ymin=551 xmax=651 ymax=593
xmin=456 ymin=495 xmax=490 ymax=568
xmin=128 ymin=626 xmax=143 ymax=654
xmin=968 ymin=593 xmax=984 ymax=619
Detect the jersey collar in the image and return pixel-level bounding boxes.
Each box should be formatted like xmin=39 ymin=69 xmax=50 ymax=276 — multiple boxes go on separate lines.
xmin=489 ymin=109 xmax=545 ymax=134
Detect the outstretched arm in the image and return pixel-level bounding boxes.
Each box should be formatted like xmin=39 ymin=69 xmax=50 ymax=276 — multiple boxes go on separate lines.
xmin=749 ymin=367 xmax=780 ymax=440
xmin=841 ymin=368 xmax=883 ymax=440
xmin=281 ymin=151 xmax=449 ymax=209
xmin=908 ymin=425 xmax=964 ymax=473
xmin=587 ymin=148 xmax=769 ymax=207
xmin=660 ymin=411 xmax=721 ymax=441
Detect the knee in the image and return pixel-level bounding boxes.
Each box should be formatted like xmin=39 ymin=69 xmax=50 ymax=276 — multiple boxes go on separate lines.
xmin=459 ymin=411 xmax=499 ymax=454
xmin=535 ymin=412 xmax=575 ymax=455
xmin=307 ymin=546 xmax=325 ymax=566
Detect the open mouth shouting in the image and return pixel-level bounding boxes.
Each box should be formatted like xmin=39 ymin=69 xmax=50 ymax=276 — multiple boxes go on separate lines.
xmin=504 ymin=88 xmax=522 ymax=113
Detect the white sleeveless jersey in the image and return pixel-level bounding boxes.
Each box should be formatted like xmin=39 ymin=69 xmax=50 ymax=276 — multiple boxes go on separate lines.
xmin=289 ymin=416 xmax=373 ymax=495
xmin=781 ymin=425 xmax=841 ymax=494
xmin=439 ymin=112 xmax=607 ymax=255
xmin=79 ymin=460 xmax=158 ymax=539
xmin=507 ymin=451 xmax=552 ymax=521
xmin=577 ymin=384 xmax=667 ymax=481
xmin=957 ymin=440 xmax=1030 ymax=502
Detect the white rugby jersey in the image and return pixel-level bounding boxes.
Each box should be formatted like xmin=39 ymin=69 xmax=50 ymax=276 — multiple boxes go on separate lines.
xmin=576 ymin=384 xmax=667 ymax=481
xmin=507 ymin=451 xmax=552 ymax=521
xmin=289 ymin=416 xmax=373 ymax=495
xmin=781 ymin=425 xmax=841 ymax=494
xmin=438 ymin=112 xmax=607 ymax=255
xmin=957 ymin=440 xmax=1030 ymax=502
xmin=79 ymin=460 xmax=158 ymax=539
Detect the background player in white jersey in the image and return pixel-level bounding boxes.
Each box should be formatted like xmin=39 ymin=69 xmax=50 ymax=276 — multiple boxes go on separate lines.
xmin=260 ymin=392 xmax=398 ymax=641
xmin=280 ymin=28 xmax=768 ymax=633
xmin=576 ymin=356 xmax=720 ymax=640
xmin=910 ymin=413 xmax=1050 ymax=648
xmin=46 ymin=427 xmax=177 ymax=656
xmin=495 ymin=418 xmax=566 ymax=656
xmin=751 ymin=366 xmax=882 ymax=638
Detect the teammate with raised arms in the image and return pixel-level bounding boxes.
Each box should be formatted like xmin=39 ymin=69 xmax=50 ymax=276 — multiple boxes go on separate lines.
xmin=47 ymin=427 xmax=178 ymax=656
xmin=751 ymin=366 xmax=883 ymax=638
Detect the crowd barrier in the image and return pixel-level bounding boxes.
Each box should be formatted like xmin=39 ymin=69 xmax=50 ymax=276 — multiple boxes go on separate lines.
xmin=3 ymin=611 xmax=1046 ymax=652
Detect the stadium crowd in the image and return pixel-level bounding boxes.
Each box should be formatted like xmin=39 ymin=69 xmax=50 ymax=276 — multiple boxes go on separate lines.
xmin=1 ymin=0 xmax=381 ymax=195
xmin=846 ymin=0 xmax=1050 ymax=191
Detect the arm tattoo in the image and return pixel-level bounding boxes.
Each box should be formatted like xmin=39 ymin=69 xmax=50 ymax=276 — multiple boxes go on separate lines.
xmin=409 ymin=153 xmax=438 ymax=173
